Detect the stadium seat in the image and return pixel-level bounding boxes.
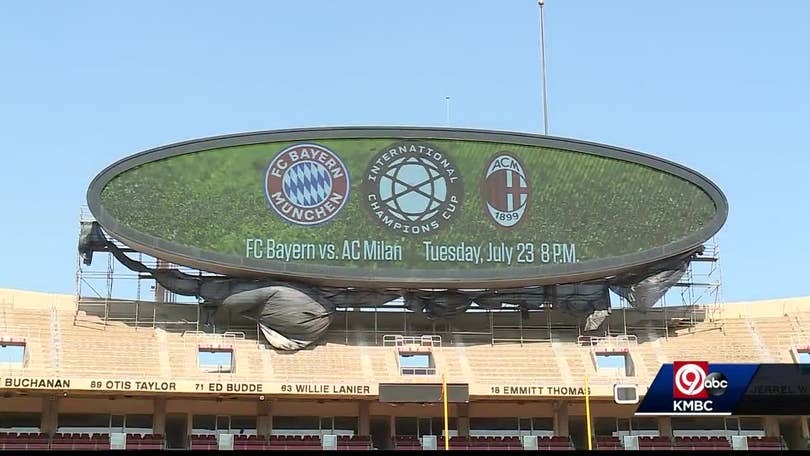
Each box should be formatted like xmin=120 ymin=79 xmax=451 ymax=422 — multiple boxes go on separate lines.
xmin=536 ymin=436 xmax=575 ymax=451
xmin=263 ymin=434 xmax=322 ymax=451
xmin=336 ymin=435 xmax=372 ymax=450
xmin=501 ymin=436 xmax=522 ymax=450
xmin=0 ymin=432 xmax=50 ymax=451
xmin=746 ymin=436 xmax=784 ymax=451
xmin=674 ymin=435 xmax=731 ymax=450
xmin=461 ymin=436 xmax=523 ymax=450
xmin=125 ymin=433 xmax=164 ymax=450
xmin=51 ymin=433 xmax=77 ymax=450
xmin=448 ymin=435 xmax=469 ymax=450
xmin=393 ymin=435 xmax=421 ymax=450
xmin=471 ymin=436 xmax=490 ymax=451
xmin=594 ymin=435 xmax=623 ymax=450
xmin=234 ymin=434 xmax=266 ymax=451
xmin=189 ymin=434 xmax=218 ymax=450
xmin=51 ymin=432 xmax=108 ymax=451
xmin=638 ymin=436 xmax=672 ymax=451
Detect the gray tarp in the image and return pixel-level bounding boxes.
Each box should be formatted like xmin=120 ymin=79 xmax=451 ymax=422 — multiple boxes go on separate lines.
xmin=610 ymin=265 xmax=688 ymax=310
xmin=82 ymin=225 xmax=336 ymax=350
xmin=609 ymin=251 xmax=695 ymax=310
xmin=404 ymin=291 xmax=472 ymax=319
xmin=584 ymin=309 xmax=611 ymax=331
xmin=472 ymin=283 xmax=612 ymax=330
xmin=220 ymin=287 xmax=334 ymax=351
xmin=472 ymin=283 xmax=610 ymax=314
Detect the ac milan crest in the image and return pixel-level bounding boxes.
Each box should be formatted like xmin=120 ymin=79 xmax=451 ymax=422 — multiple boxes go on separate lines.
xmin=481 ymin=153 xmax=530 ymax=228
xmin=264 ymin=143 xmax=350 ymax=226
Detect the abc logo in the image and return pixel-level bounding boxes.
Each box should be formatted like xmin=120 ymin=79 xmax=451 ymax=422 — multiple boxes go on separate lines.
xmin=704 ymin=372 xmax=728 ymax=396
xmin=673 ymin=361 xmax=728 ymax=399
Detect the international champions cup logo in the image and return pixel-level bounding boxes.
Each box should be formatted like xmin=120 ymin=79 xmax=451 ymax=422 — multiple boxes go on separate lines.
xmin=673 ymin=361 xmax=728 ymax=399
xmin=481 ymin=153 xmax=530 ymax=228
xmin=362 ymin=141 xmax=462 ymax=235
xmin=264 ymin=143 xmax=350 ymax=226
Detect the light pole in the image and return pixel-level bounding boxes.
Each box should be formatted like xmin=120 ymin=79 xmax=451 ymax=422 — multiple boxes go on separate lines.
xmin=538 ymin=0 xmax=549 ymax=135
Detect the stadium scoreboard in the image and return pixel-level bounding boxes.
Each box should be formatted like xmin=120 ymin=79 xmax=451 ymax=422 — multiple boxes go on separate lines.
xmin=87 ymin=127 xmax=727 ymax=288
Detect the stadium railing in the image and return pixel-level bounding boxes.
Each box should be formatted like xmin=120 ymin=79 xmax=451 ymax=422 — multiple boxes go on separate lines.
xmin=124 ymin=433 xmax=164 ymax=450
xmin=233 ymin=434 xmax=265 ymax=451
xmin=0 ymin=432 xmax=50 ymax=450
xmin=189 ymin=434 xmax=218 ymax=450
xmin=637 ymin=435 xmax=673 ymax=451
xmin=336 ymin=435 xmax=372 ymax=450
xmin=745 ymin=436 xmax=786 ymax=451
xmin=222 ymin=434 xmax=325 ymax=451
xmin=393 ymin=435 xmax=421 ymax=450
xmin=594 ymin=435 xmax=624 ymax=450
xmin=266 ymin=434 xmax=322 ymax=450
xmin=673 ymin=435 xmax=732 ymax=450
xmin=382 ymin=334 xmax=442 ymax=348
xmin=536 ymin=435 xmax=575 ymax=451
xmin=51 ymin=432 xmax=111 ymax=450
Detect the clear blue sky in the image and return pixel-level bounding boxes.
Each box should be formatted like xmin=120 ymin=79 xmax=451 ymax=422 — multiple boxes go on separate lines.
xmin=0 ymin=1 xmax=807 ymax=302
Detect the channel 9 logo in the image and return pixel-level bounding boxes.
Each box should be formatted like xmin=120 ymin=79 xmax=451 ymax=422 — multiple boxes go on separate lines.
xmin=673 ymin=361 xmax=728 ymax=399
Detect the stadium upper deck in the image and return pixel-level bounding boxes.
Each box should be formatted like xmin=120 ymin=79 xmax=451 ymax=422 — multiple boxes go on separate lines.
xmin=0 ymin=288 xmax=808 ymax=450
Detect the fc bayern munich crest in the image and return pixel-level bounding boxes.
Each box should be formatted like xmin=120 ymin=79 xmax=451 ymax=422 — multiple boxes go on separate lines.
xmin=264 ymin=143 xmax=350 ymax=226
xmin=481 ymin=153 xmax=530 ymax=228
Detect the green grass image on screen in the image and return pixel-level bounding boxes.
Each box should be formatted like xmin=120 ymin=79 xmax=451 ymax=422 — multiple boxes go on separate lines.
xmin=99 ymin=138 xmax=716 ymax=271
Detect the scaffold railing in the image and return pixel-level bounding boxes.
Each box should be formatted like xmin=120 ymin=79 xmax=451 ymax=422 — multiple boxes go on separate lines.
xmin=578 ymin=334 xmax=638 ymax=352
xmin=781 ymin=333 xmax=810 ymax=351
xmin=181 ymin=331 xmax=246 ymax=345
xmin=382 ymin=334 xmax=441 ymax=348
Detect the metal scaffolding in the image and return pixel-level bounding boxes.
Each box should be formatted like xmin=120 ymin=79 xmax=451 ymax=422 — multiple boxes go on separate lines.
xmin=611 ymin=236 xmax=723 ymax=340
xmin=75 ymin=207 xmax=723 ymax=345
xmin=75 ymin=207 xmax=202 ymax=331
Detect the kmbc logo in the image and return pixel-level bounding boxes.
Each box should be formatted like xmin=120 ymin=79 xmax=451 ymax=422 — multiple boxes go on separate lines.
xmin=673 ymin=361 xmax=728 ymax=399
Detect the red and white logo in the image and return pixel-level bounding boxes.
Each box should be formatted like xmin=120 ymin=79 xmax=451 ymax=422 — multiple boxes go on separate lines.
xmin=673 ymin=361 xmax=709 ymax=399
xmin=264 ymin=144 xmax=350 ymax=226
xmin=481 ymin=153 xmax=530 ymax=228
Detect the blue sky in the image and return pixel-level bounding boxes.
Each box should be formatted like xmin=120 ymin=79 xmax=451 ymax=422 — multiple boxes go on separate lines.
xmin=0 ymin=1 xmax=807 ymax=302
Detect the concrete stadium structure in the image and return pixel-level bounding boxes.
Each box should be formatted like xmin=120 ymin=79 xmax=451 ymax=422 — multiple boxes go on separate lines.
xmin=1 ymin=288 xmax=809 ymax=450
